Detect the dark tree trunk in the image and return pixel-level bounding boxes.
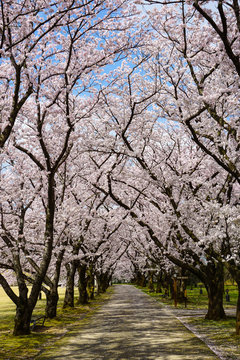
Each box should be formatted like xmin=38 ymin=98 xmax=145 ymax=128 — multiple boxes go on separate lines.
xmin=136 ymin=272 xmax=147 ymax=288
xmin=14 ymin=302 xmax=33 ymax=336
xmin=12 ymin=258 xmax=34 ymax=336
xmin=45 ymin=289 xmax=59 ymax=318
xmin=205 ymin=262 xmax=226 ymax=320
xmin=87 ymin=265 xmax=95 ymax=300
xmin=97 ymin=273 xmax=110 ymax=294
xmin=63 ymin=262 xmax=77 ymax=308
xmin=155 ymin=272 xmax=162 ymax=293
xmin=147 ymin=271 xmax=154 ymax=292
xmin=178 ymin=280 xmax=187 ymax=303
xmin=133 ymin=269 xmax=147 ymax=288
xmin=163 ymin=275 xmax=171 ymax=297
xmin=134 ymin=271 xmax=142 ymax=286
xmin=141 ymin=274 xmax=147 ymax=287
xmin=96 ymin=274 xmax=103 ymax=294
xmin=44 ymin=249 xmax=64 ymax=318
xmin=77 ymin=264 xmax=88 ymax=305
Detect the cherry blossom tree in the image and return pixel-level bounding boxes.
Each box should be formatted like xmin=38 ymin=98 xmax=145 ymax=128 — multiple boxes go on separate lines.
xmin=0 ymin=90 xmax=76 ymax=334
xmin=1 ymin=0 xmax=239 ymax=338
xmin=0 ymin=0 xmax=142 ymax=148
xmin=141 ymin=0 xmax=240 ymax=183
xmin=82 ymin=51 xmax=239 ymax=321
xmin=141 ymin=0 xmax=240 ymax=327
xmin=0 ymin=0 xmax=142 ymax=334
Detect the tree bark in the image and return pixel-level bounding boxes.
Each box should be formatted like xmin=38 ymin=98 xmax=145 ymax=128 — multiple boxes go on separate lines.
xmin=205 ymin=262 xmax=226 ymax=320
xmin=14 ymin=302 xmax=33 ymax=336
xmin=12 ymin=252 xmax=35 ymax=335
xmin=87 ymin=265 xmax=95 ymax=300
xmin=63 ymin=262 xmax=77 ymax=308
xmin=155 ymin=272 xmax=162 ymax=293
xmin=44 ymin=249 xmax=64 ymax=318
xmin=45 ymin=288 xmax=59 ymax=318
xmin=138 ymin=273 xmax=147 ymax=288
xmin=97 ymin=272 xmax=111 ymax=294
xmin=147 ymin=271 xmax=154 ymax=292
xmin=77 ymin=264 xmax=88 ymax=305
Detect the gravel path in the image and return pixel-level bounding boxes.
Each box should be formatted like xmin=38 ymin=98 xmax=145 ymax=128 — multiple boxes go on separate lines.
xmin=38 ymin=285 xmax=220 ymax=360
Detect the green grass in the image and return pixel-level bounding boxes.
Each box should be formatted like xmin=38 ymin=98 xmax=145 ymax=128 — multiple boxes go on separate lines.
xmin=187 ymin=317 xmax=240 ymax=360
xmin=0 ymin=286 xmax=114 ymax=360
xmin=138 ymin=283 xmax=238 ymax=309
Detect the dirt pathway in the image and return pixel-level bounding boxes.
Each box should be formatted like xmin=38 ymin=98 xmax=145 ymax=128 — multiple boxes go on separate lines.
xmin=38 ymin=285 xmax=220 ymax=360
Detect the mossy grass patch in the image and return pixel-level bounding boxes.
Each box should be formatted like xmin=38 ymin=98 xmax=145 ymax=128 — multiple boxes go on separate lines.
xmin=0 ymin=286 xmax=114 ymax=360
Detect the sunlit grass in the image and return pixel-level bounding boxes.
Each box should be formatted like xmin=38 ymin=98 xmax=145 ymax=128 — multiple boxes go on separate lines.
xmin=0 ymin=286 xmax=113 ymax=360
xmin=138 ymin=283 xmax=238 ymax=310
xmin=186 ymin=284 xmax=238 ymax=309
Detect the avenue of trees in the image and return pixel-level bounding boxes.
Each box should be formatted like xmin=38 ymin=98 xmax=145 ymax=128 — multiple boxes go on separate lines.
xmin=0 ymin=0 xmax=239 ymax=335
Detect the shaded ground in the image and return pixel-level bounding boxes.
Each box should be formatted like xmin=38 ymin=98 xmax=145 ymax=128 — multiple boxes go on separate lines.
xmin=152 ymin=297 xmax=238 ymax=360
xmin=37 ymin=285 xmax=220 ymax=360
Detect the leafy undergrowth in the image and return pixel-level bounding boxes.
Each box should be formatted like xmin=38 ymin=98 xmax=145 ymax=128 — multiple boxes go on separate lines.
xmin=0 ymin=287 xmax=114 ymax=360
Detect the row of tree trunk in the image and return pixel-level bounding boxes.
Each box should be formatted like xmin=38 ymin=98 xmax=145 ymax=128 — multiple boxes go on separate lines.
xmin=13 ymin=259 xmax=112 ymax=335
xmin=45 ymin=263 xmax=112 ymax=318
xmin=133 ymin=266 xmax=229 ymax=323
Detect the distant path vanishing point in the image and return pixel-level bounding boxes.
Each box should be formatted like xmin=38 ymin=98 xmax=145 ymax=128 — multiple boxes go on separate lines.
xmin=39 ymin=285 xmax=220 ymax=360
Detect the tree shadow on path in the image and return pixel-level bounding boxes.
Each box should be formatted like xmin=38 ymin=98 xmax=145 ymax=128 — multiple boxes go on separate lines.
xmin=37 ymin=285 xmax=220 ymax=360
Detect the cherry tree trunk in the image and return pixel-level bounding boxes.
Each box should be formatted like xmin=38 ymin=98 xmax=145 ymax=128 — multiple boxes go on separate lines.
xmin=134 ymin=272 xmax=147 ymax=287
xmin=87 ymin=266 xmax=95 ymax=300
xmin=45 ymin=249 xmax=64 ymax=317
xmin=147 ymin=271 xmax=154 ymax=292
xmin=45 ymin=289 xmax=59 ymax=318
xmin=205 ymin=264 xmax=226 ymax=320
xmin=63 ymin=262 xmax=77 ymax=308
xmin=140 ymin=274 xmax=147 ymax=287
xmin=13 ymin=278 xmax=46 ymax=334
xmin=155 ymin=272 xmax=162 ymax=293
xmin=14 ymin=302 xmax=33 ymax=336
xmin=97 ymin=273 xmax=111 ymax=294
xmin=77 ymin=264 xmax=88 ymax=305
xmin=12 ymin=262 xmax=35 ymax=335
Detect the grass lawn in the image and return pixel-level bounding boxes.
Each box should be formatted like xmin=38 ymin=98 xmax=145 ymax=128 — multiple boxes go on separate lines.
xmin=0 ymin=286 xmax=113 ymax=360
xmin=186 ymin=316 xmax=240 ymax=360
xmin=139 ymin=283 xmax=238 ymax=309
